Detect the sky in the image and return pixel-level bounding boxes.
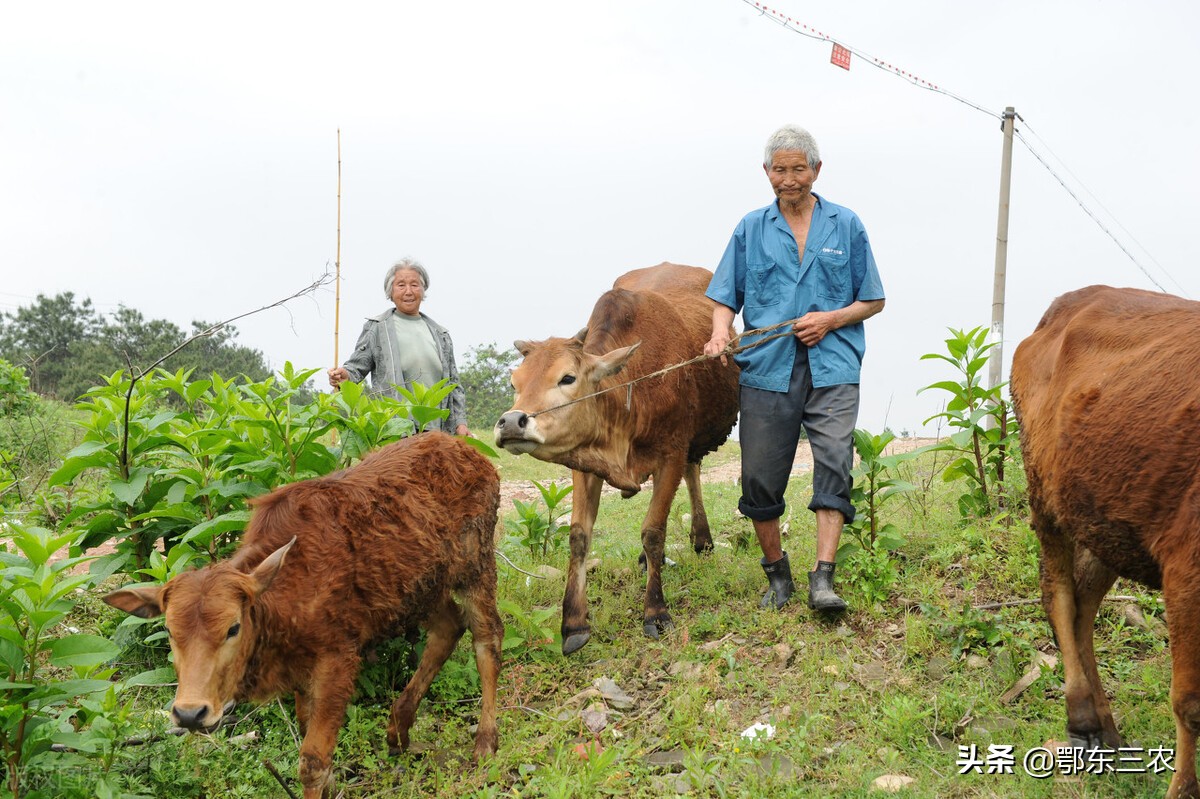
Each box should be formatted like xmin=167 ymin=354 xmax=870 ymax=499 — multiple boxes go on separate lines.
xmin=3 ymin=1 xmax=1197 ymax=436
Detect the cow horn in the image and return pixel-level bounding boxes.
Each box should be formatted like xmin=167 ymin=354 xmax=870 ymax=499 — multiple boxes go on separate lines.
xmin=514 ymin=340 xmax=533 ymax=357
xmin=574 ymin=327 xmax=588 ymax=344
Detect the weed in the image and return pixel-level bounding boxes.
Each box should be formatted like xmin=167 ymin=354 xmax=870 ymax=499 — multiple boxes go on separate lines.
xmin=498 ymin=599 xmax=561 ymax=661
xmin=922 ymin=601 xmax=1008 ymax=660
xmin=837 ymin=428 xmax=922 ymax=604
xmin=505 ymin=480 xmax=572 ymax=560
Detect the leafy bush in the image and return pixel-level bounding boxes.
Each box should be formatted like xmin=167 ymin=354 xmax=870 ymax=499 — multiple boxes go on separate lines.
xmin=0 ymin=519 xmax=170 ymax=798
xmin=0 ymin=360 xmax=36 ymax=416
xmin=0 ymin=362 xmax=81 ymax=513
xmin=48 ymin=363 xmax=447 ymax=577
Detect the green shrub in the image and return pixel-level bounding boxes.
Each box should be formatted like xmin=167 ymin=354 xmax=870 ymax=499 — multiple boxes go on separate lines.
xmin=920 ymin=326 xmax=1022 ymax=521
xmin=48 ymin=363 xmax=446 ymax=577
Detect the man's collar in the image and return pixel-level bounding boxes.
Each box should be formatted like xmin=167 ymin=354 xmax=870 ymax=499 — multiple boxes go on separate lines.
xmin=769 ymin=192 xmax=827 ymax=218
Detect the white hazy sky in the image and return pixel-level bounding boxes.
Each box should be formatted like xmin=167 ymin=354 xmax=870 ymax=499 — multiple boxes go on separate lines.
xmin=3 ymin=1 xmax=1196 ymax=435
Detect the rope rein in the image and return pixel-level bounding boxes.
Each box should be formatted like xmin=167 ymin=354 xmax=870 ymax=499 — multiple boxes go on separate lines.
xmin=525 ymin=316 xmax=803 ymax=419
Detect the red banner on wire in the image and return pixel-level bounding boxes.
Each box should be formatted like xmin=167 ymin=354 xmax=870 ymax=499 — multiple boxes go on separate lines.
xmin=831 ymin=43 xmax=851 ymax=70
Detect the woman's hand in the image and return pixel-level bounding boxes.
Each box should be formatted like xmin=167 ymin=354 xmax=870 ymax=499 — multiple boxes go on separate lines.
xmin=455 ymin=424 xmax=470 ymax=437
xmin=328 ymin=366 xmax=350 ymax=388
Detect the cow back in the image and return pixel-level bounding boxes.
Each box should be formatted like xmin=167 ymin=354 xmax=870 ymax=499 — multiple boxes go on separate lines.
xmin=585 ymin=263 xmax=738 ymax=464
xmin=1011 ymin=284 xmax=1200 ymax=586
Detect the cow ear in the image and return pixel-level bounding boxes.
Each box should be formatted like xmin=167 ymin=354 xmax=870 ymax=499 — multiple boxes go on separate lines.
xmin=104 ymin=585 xmax=166 ymax=619
xmin=250 ymin=536 xmax=297 ymax=595
xmin=573 ymin=327 xmax=588 ymax=344
xmin=593 ymin=341 xmax=641 ymax=380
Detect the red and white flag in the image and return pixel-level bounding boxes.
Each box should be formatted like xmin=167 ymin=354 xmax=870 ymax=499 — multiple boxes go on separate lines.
xmin=831 ymin=43 xmax=851 ymax=70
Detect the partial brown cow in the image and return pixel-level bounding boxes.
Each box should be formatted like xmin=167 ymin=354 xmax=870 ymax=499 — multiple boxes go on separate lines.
xmin=494 ymin=263 xmax=739 ymax=655
xmin=1011 ymin=285 xmax=1200 ymax=799
xmin=104 ymin=432 xmax=502 ymax=799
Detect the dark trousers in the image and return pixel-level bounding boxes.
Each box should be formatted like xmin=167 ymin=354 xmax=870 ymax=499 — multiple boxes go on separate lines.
xmin=737 ymin=347 xmax=859 ymax=524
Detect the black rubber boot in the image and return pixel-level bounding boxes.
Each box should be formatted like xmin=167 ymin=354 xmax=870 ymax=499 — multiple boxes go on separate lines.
xmin=759 ymin=553 xmax=795 ymax=610
xmin=808 ymin=561 xmax=848 ymax=612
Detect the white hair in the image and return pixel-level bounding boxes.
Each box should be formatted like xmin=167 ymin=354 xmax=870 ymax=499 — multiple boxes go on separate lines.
xmin=763 ymin=125 xmax=821 ymax=170
xmin=383 ymin=258 xmax=429 ymax=299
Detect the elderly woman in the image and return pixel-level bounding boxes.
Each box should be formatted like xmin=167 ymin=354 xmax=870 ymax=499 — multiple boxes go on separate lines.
xmin=328 ymin=258 xmax=469 ymax=435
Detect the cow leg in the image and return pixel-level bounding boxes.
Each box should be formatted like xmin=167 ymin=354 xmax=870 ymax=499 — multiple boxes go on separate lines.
xmin=387 ymin=595 xmax=466 ymax=755
xmin=641 ymin=458 xmax=686 ymax=639
xmin=1071 ymin=547 xmax=1121 ymax=747
xmin=683 ymin=461 xmax=713 ymax=554
xmin=1163 ymin=561 xmax=1200 ymax=799
xmin=562 ymin=469 xmax=603 ymax=655
xmin=1037 ymin=524 xmax=1112 ymax=751
xmin=298 ymin=651 xmax=361 ymax=799
xmin=294 ymin=688 xmax=312 ymax=735
xmin=461 ymin=560 xmax=503 ymax=758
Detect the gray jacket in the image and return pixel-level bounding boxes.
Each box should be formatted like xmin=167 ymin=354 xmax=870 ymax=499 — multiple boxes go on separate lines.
xmin=341 ymin=309 xmax=466 ymax=432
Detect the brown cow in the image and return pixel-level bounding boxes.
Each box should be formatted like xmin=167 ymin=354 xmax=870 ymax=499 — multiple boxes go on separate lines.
xmin=494 ymin=263 xmax=739 ymax=655
xmin=103 ymin=432 xmax=502 ymax=799
xmin=1011 ymin=285 xmax=1200 ymax=799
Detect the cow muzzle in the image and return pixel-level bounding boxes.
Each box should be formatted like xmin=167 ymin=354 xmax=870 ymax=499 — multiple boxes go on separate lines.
xmin=171 ymin=698 xmax=235 ymax=733
xmin=494 ymin=411 xmax=542 ymax=454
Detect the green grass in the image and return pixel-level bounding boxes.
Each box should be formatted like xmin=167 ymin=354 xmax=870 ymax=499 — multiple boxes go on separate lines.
xmin=62 ymin=448 xmax=1181 ymax=797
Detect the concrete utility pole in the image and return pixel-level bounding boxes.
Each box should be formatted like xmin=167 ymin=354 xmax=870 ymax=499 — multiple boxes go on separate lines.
xmin=989 ymin=107 xmax=1016 ymax=393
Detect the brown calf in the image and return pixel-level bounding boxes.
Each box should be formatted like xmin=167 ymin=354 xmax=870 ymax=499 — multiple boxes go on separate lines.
xmin=1011 ymin=285 xmax=1200 ymax=799
xmin=104 ymin=431 xmax=502 ymax=799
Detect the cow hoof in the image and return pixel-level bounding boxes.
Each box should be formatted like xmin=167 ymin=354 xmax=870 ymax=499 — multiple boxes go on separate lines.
xmin=643 ymin=616 xmax=674 ymax=639
xmin=562 ymin=631 xmax=591 ymax=655
xmin=1067 ymin=731 xmax=1106 ymax=752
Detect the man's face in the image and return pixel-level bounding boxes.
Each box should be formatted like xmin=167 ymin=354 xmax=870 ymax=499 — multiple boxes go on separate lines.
xmin=764 ymin=150 xmax=822 ymax=204
xmin=391 ymin=269 xmax=425 ymax=315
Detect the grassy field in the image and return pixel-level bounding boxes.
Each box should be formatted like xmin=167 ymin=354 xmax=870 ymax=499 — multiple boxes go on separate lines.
xmin=63 ymin=443 xmax=1178 ymax=798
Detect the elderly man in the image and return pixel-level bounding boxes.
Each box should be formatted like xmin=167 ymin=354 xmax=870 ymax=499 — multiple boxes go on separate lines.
xmin=704 ymin=125 xmax=886 ymax=613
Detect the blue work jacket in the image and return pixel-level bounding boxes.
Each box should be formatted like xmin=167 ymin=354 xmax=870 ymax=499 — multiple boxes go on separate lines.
xmin=706 ymin=195 xmax=885 ymax=391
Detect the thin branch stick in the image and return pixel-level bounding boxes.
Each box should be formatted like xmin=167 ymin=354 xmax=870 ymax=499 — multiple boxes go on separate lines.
xmin=495 ymin=548 xmax=546 ymax=579
xmin=263 ymin=758 xmax=300 ymax=799
xmin=117 ymin=272 xmax=334 ymax=478
xmin=972 ymin=595 xmax=1140 ymax=611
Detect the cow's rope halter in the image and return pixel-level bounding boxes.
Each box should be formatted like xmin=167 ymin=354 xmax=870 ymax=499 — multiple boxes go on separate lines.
xmin=525 ymin=316 xmax=803 ymax=418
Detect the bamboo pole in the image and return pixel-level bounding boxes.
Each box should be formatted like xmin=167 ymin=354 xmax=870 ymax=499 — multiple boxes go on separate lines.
xmin=333 ymin=129 xmax=342 ymax=372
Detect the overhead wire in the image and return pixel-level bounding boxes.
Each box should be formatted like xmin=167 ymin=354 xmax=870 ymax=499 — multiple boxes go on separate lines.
xmin=1015 ymin=119 xmax=1186 ymax=296
xmin=1012 ymin=127 xmax=1171 ymax=294
xmin=739 ymin=0 xmax=1001 ymax=119
xmin=737 ymin=0 xmax=1184 ymax=296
